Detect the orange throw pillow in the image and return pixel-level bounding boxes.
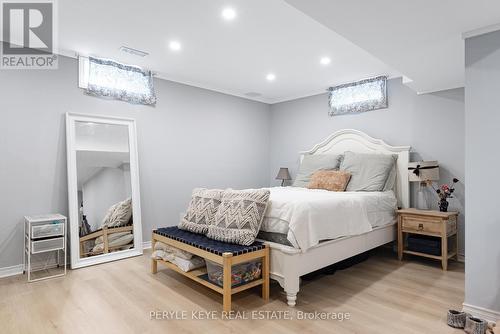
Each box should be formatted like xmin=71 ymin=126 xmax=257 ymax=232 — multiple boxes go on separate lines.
xmin=308 ymin=170 xmax=352 ymax=192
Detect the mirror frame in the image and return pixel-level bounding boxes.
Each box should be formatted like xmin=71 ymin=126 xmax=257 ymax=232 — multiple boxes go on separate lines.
xmin=66 ymin=112 xmax=143 ymax=269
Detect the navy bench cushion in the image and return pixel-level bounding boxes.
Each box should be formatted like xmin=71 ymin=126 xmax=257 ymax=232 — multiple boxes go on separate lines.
xmin=154 ymin=226 xmax=265 ymax=256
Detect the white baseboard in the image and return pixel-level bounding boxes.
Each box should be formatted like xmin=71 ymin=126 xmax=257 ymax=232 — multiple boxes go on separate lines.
xmin=0 ymin=264 xmax=23 ymax=278
xmin=1 ymin=242 xmax=152 ymax=279
xmin=463 ymin=303 xmax=500 ymax=323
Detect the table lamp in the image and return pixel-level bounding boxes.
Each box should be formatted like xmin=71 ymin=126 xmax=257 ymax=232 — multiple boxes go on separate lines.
xmin=275 ymin=167 xmax=291 ymax=186
xmin=408 ymin=161 xmax=440 ymax=209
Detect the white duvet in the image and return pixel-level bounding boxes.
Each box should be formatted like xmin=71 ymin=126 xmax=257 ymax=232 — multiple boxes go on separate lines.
xmin=262 ymin=187 xmax=397 ymax=251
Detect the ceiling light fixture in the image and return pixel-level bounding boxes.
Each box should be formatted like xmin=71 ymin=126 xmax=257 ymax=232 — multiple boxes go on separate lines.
xmin=266 ymin=73 xmax=276 ymax=81
xmin=320 ymin=57 xmax=331 ymax=65
xmin=222 ymin=7 xmax=237 ymax=21
xmin=169 ymin=40 xmax=182 ymax=51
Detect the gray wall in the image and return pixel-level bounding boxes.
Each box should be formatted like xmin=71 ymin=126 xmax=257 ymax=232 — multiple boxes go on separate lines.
xmin=0 ymin=56 xmax=270 ymax=269
xmin=465 ymin=30 xmax=500 ymax=313
xmin=269 ymin=78 xmax=465 ymax=256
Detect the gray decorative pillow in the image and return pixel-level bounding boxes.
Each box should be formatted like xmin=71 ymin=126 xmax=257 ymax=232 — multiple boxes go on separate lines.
xmin=383 ymin=162 xmax=398 ymax=191
xmin=178 ymin=188 xmax=223 ymax=234
xmin=340 ymin=151 xmax=397 ymax=191
xmin=206 ymin=189 xmax=270 ymax=246
xmin=292 ymin=154 xmax=342 ymax=188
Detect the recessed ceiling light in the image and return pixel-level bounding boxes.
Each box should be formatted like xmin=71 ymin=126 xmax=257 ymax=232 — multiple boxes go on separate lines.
xmin=266 ymin=73 xmax=276 ymax=81
xmin=320 ymin=57 xmax=331 ymax=65
xmin=169 ymin=40 xmax=182 ymax=51
xmin=222 ymin=7 xmax=237 ymax=21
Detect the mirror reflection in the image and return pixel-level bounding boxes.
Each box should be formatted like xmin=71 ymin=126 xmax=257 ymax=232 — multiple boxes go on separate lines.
xmin=75 ymin=121 xmax=134 ymax=258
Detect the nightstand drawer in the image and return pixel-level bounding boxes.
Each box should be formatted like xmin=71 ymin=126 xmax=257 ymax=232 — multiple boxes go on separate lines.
xmin=402 ymin=218 xmax=441 ymax=234
xmin=402 ymin=217 xmax=457 ymax=235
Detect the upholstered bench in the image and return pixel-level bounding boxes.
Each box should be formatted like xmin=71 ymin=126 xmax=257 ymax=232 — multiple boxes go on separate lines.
xmin=151 ymin=227 xmax=269 ymax=312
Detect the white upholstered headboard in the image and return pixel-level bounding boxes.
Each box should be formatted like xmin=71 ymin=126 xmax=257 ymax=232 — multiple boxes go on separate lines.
xmin=300 ymin=129 xmax=411 ymax=209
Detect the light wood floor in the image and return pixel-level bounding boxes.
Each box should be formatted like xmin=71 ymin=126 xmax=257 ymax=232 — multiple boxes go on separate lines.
xmin=0 ymin=249 xmax=464 ymax=334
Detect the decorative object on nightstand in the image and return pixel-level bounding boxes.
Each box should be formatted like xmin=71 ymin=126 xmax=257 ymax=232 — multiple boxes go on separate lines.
xmin=24 ymin=214 xmax=67 ymax=282
xmin=275 ymin=167 xmax=291 ymax=186
xmin=432 ymin=178 xmax=460 ymax=212
xmin=408 ymin=161 xmax=439 ymax=210
xmin=397 ymin=208 xmax=458 ymax=270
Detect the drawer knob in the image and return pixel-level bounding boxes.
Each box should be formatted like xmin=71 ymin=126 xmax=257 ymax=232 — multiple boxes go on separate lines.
xmin=418 ymin=223 xmax=424 ymax=231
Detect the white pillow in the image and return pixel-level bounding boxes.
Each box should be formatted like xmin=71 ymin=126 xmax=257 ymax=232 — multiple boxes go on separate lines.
xmin=92 ymin=232 xmax=134 ymax=252
xmin=101 ymin=202 xmax=120 ymax=228
xmin=153 ymin=241 xmax=193 ymax=260
xmin=108 ymin=198 xmax=132 ymax=227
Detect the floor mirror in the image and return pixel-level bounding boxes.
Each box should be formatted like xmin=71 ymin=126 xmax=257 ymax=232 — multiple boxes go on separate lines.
xmin=66 ymin=113 xmax=143 ymax=269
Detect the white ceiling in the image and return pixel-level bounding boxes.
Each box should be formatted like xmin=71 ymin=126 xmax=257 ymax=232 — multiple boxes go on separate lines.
xmin=59 ymin=0 xmax=400 ymax=103
xmin=76 ymin=151 xmax=130 ymax=189
xmin=285 ymin=0 xmax=500 ymax=94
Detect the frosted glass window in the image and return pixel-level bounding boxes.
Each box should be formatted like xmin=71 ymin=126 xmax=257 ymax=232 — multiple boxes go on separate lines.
xmin=79 ymin=56 xmax=156 ymax=106
xmin=328 ymin=76 xmax=387 ymax=116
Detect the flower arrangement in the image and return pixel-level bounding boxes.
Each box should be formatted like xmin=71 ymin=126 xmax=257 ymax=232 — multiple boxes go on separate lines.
xmin=432 ymin=178 xmax=459 ymax=212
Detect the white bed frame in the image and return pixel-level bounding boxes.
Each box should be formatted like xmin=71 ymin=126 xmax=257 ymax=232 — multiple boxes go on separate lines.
xmin=265 ymin=129 xmax=410 ymax=306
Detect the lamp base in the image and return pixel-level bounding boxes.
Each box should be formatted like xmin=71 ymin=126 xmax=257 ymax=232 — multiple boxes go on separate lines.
xmin=416 ymin=183 xmax=429 ymax=210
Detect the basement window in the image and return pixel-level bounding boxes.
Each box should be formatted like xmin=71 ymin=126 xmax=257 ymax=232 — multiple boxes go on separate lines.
xmin=78 ymin=56 xmax=156 ymax=106
xmin=328 ymin=76 xmax=387 ymax=116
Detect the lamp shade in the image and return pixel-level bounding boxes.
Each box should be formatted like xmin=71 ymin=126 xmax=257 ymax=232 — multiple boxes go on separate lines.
xmin=408 ymin=161 xmax=439 ymax=182
xmin=275 ymin=167 xmax=291 ymax=181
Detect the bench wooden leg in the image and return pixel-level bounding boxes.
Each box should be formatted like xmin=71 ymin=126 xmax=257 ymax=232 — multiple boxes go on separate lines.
xmin=151 ymin=259 xmax=158 ymax=274
xmin=151 ymin=234 xmax=158 ymax=274
xmin=262 ymin=245 xmax=270 ymax=301
xmin=222 ymin=252 xmax=233 ymax=313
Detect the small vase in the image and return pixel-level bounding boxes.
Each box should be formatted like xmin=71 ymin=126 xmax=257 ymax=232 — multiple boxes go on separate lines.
xmin=439 ymin=198 xmax=449 ymax=212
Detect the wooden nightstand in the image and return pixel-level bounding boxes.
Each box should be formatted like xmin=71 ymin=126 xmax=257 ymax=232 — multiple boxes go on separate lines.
xmin=397 ymin=209 xmax=459 ymax=270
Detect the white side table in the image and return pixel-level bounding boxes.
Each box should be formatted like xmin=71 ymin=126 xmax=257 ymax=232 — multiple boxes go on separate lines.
xmin=24 ymin=214 xmax=67 ymax=282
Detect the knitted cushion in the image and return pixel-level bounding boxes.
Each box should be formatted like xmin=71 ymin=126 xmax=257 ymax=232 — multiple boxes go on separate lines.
xmin=107 ymin=198 xmax=132 ymax=227
xmin=101 ymin=202 xmax=120 ymax=227
xmin=178 ymin=188 xmax=224 ymax=234
xmin=207 ymin=189 xmax=270 ymax=246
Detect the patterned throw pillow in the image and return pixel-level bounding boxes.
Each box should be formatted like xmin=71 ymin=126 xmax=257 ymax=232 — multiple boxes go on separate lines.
xmin=206 ymin=189 xmax=270 ymax=246
xmin=101 ymin=202 xmax=120 ymax=228
xmin=107 ymin=198 xmax=132 ymax=227
xmin=178 ymin=188 xmax=224 ymax=234
xmin=307 ymin=170 xmax=352 ymax=191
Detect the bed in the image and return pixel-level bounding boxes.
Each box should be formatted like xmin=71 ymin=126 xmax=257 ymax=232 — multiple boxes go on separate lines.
xmin=258 ymin=129 xmax=410 ymax=306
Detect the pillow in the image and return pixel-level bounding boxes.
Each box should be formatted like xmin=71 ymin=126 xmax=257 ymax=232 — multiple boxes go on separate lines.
xmin=101 ymin=202 xmax=120 ymax=228
xmin=292 ymin=154 xmax=342 ymax=188
xmin=383 ymin=162 xmax=397 ymax=191
xmin=206 ymin=189 xmax=270 ymax=246
xmin=107 ymin=198 xmax=132 ymax=227
xmin=95 ymin=231 xmax=130 ymax=244
xmin=178 ymin=188 xmax=224 ymax=234
xmin=340 ymin=151 xmax=396 ymax=191
xmin=92 ymin=232 xmax=134 ymax=252
xmin=307 ymin=170 xmax=352 ymax=192
xmin=153 ymin=241 xmax=193 ymax=260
